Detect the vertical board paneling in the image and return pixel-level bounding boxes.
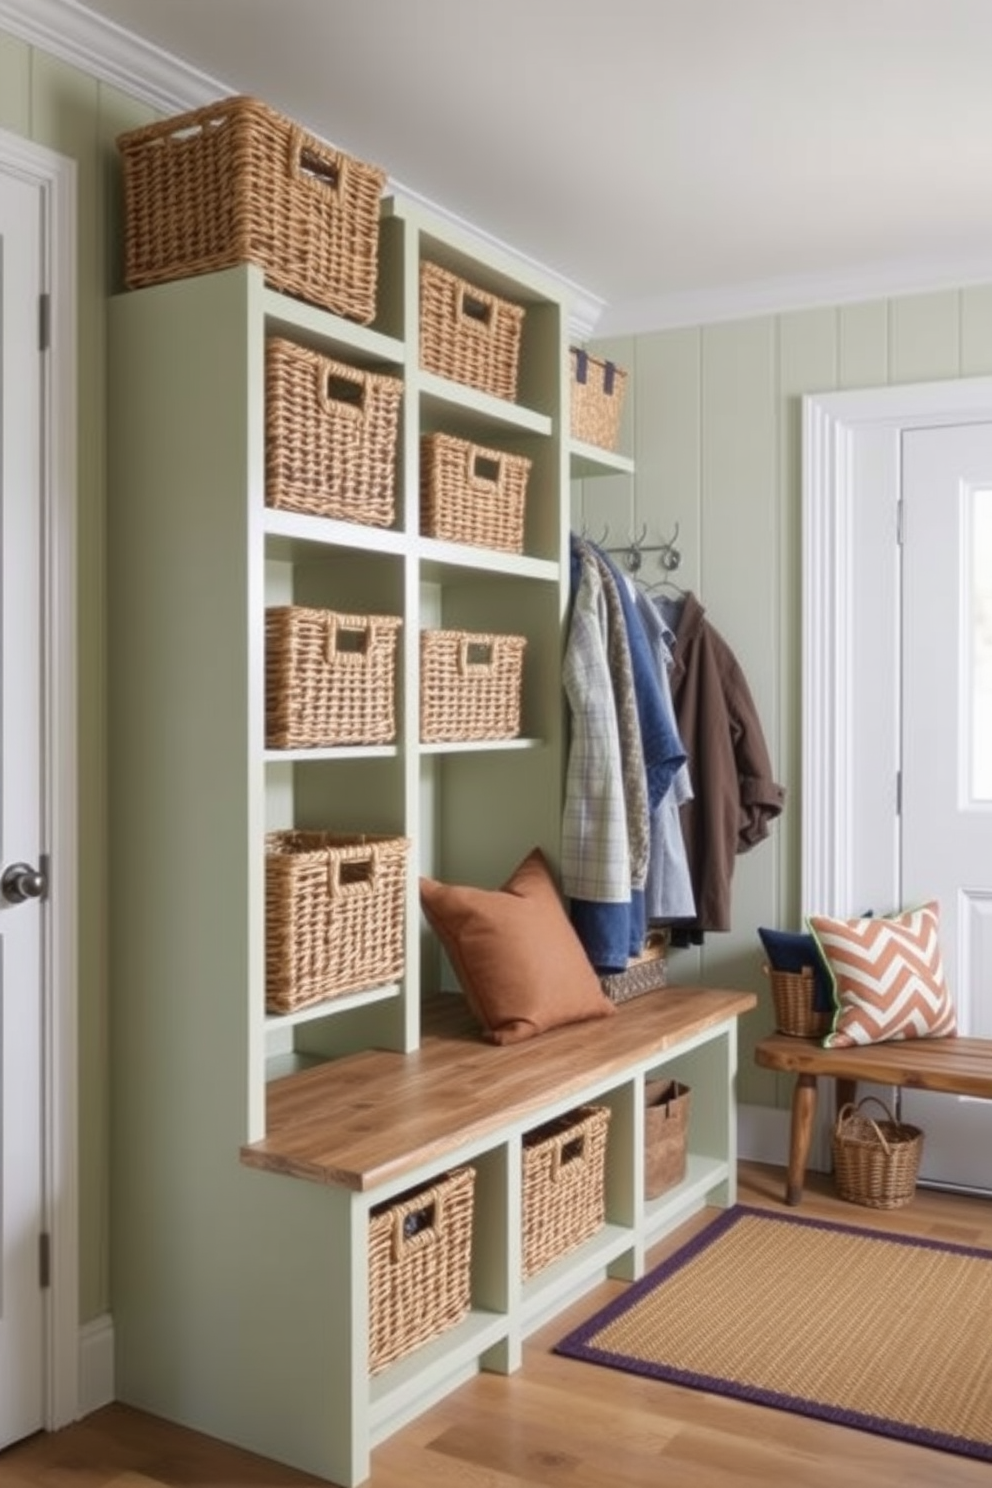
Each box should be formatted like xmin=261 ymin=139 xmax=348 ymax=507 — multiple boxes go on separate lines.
xmin=961 ymin=286 xmax=992 ymax=375
xmin=838 ymin=300 xmax=888 ymax=387
xmin=633 ymin=328 xmax=700 ymax=590
xmin=890 ymin=289 xmax=960 ymax=383
xmin=0 ymin=32 xmax=29 ymax=133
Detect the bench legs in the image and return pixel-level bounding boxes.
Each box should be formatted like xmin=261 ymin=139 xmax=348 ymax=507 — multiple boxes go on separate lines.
xmin=785 ymin=1074 xmax=859 ymax=1204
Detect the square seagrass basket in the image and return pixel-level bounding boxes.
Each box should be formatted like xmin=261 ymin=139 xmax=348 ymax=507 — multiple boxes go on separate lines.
xmin=420 ymin=629 xmax=526 ymax=743
xmin=832 ymin=1096 xmax=924 ymax=1210
xmin=569 ymin=348 xmax=628 ymax=452
xmin=420 ymin=260 xmax=525 ymax=402
xmin=420 ymin=432 xmax=531 ymax=554
xmin=600 ymin=929 xmax=669 ymax=1005
xmin=763 ymin=963 xmax=830 ymax=1038
xmin=265 ymin=338 xmax=403 ymax=527
xmin=644 ymin=1079 xmax=691 ymax=1199
xmin=521 ymin=1105 xmax=610 ymax=1279
xmin=117 ymin=95 xmax=386 ymax=323
xmin=265 ymin=831 xmax=409 ymax=1013
xmin=368 ymin=1165 xmax=476 ymax=1375
xmin=265 ymin=606 xmax=402 ymax=749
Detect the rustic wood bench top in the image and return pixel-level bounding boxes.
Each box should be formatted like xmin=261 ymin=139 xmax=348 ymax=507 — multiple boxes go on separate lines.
xmin=754 ymin=1032 xmax=992 ymax=1204
xmin=242 ymin=986 xmax=756 ymax=1193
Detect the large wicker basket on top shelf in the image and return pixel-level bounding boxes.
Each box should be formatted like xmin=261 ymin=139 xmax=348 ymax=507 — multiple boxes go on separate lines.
xmin=521 ymin=1105 xmax=610 ymax=1279
xmin=265 ymin=831 xmax=409 ymax=1013
xmin=265 ymin=338 xmax=403 ymax=527
xmin=420 ymin=628 xmax=526 ymax=743
xmin=117 ymin=95 xmax=387 ymax=323
xmin=368 ymin=1165 xmax=476 ymax=1375
xmin=420 ymin=260 xmax=524 ymax=402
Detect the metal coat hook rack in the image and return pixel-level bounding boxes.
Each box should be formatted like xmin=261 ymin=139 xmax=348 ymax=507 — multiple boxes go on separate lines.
xmin=587 ymin=521 xmax=682 ymax=576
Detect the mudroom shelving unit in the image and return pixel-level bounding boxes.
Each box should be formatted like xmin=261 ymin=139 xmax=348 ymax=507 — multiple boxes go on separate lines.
xmin=108 ymin=194 xmax=753 ymax=1488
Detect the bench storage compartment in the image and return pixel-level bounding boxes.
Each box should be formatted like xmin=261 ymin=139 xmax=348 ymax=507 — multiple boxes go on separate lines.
xmin=521 ymin=1105 xmax=610 ymax=1278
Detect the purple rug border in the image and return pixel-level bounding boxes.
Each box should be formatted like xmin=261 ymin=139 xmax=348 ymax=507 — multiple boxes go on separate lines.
xmin=554 ymin=1203 xmax=992 ymax=1464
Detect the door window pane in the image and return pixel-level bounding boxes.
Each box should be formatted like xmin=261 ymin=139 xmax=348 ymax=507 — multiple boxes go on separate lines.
xmin=973 ymin=486 xmax=992 ymax=801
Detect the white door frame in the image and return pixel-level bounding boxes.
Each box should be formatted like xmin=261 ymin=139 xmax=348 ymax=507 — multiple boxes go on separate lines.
xmin=802 ymin=376 xmax=992 ymax=921
xmin=0 ymin=125 xmax=78 ymax=1429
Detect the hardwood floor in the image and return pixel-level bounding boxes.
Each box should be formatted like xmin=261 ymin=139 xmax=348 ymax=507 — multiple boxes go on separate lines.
xmin=3 ymin=1161 xmax=991 ymax=1488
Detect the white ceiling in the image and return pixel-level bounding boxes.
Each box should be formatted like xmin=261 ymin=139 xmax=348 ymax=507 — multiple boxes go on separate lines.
xmin=29 ymin=0 xmax=992 ymax=332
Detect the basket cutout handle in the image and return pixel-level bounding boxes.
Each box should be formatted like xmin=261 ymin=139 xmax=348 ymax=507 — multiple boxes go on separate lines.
xmin=324 ymin=612 xmax=375 ymax=666
xmin=550 ymin=1131 xmax=588 ymax=1182
xmin=468 ymin=450 xmax=502 ymax=489
xmin=390 ymin=1191 xmax=445 ymax=1261
xmin=319 ymin=363 xmax=366 ymax=420
xmin=289 ymin=125 xmax=345 ymax=199
xmin=325 ymin=841 xmax=381 ymax=900
xmin=458 ymin=636 xmax=496 ymax=675
xmin=456 ymin=285 xmax=494 ymax=333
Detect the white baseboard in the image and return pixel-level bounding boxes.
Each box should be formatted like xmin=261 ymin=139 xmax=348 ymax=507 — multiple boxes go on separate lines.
xmin=738 ymin=1101 xmax=830 ymax=1174
xmin=78 ymin=1313 xmax=114 ymax=1416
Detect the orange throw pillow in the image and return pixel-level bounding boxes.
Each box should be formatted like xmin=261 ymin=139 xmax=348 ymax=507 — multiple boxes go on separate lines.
xmin=419 ymin=848 xmax=615 ymax=1045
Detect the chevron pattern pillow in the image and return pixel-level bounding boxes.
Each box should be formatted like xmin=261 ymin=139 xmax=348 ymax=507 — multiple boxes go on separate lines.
xmin=808 ymin=901 xmax=957 ymax=1049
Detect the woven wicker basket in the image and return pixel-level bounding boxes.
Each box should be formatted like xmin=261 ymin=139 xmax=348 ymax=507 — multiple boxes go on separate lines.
xmin=833 ymin=1097 xmax=924 ymax=1210
xmin=644 ymin=1079 xmax=691 ymax=1199
xmin=420 ymin=629 xmax=526 ymax=743
xmin=368 ymin=1165 xmax=475 ymax=1375
xmin=265 ymin=338 xmax=403 ymax=527
xmin=420 ymin=261 xmax=524 ymax=402
xmin=265 ymin=831 xmax=408 ymax=1013
xmin=764 ymin=964 xmax=830 ymax=1038
xmin=521 ymin=1105 xmax=610 ymax=1279
xmin=569 ymin=348 xmax=628 ymax=451
xmin=265 ymin=606 xmax=402 ymax=749
xmin=420 ymin=432 xmax=530 ymax=553
xmin=601 ymin=930 xmax=669 ymax=1005
xmin=117 ymin=95 xmax=386 ymax=323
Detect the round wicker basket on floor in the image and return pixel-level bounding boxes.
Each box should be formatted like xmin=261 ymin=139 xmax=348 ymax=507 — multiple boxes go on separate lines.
xmin=833 ymin=1096 xmax=924 ymax=1209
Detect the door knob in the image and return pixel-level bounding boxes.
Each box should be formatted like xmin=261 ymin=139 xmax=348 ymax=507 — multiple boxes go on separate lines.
xmin=2 ymin=861 xmax=46 ymax=904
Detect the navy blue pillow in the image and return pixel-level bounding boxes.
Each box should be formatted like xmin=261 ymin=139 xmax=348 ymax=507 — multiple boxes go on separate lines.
xmin=758 ymin=926 xmax=833 ymax=1012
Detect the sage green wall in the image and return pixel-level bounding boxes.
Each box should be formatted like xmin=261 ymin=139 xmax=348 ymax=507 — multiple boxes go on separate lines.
xmin=0 ymin=27 xmax=155 ymax=1324
xmin=577 ymin=286 xmax=992 ymax=1107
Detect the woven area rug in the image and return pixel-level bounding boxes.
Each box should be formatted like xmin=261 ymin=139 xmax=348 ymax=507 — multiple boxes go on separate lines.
xmin=555 ymin=1204 xmax=992 ymax=1462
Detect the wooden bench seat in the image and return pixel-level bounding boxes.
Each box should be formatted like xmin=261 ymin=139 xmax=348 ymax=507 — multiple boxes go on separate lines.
xmin=754 ymin=1032 xmax=992 ymax=1205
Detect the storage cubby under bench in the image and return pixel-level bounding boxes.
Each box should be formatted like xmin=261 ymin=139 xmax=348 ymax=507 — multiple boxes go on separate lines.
xmin=240 ymin=984 xmax=755 ymax=1487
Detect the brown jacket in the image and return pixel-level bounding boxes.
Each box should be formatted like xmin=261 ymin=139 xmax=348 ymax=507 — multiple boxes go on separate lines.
xmin=657 ymin=591 xmax=785 ymax=932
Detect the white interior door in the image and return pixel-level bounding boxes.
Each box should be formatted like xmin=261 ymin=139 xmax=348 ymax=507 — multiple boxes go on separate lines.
xmin=0 ymin=164 xmax=46 ymax=1443
xmin=901 ymin=421 xmax=992 ymax=1191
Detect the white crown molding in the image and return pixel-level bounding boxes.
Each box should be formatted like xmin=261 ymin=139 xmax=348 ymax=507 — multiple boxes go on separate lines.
xmin=0 ymin=0 xmax=605 ymax=340
xmin=597 ymin=251 xmax=992 ymax=337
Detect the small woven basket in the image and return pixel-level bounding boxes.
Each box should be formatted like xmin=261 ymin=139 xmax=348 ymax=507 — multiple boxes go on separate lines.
xmin=420 ymin=629 xmax=526 ymax=743
xmin=764 ymin=964 xmax=830 ymax=1038
xmin=117 ymin=95 xmax=386 ymax=322
xmin=569 ymin=348 xmax=628 ymax=451
xmin=601 ymin=930 xmax=669 ymax=1005
xmin=521 ymin=1105 xmax=610 ymax=1279
xmin=833 ymin=1096 xmax=924 ymax=1210
xmin=266 ymin=606 xmax=402 ymax=749
xmin=368 ymin=1165 xmax=476 ymax=1375
xmin=420 ymin=432 xmax=530 ymax=553
xmin=265 ymin=831 xmax=408 ymax=1013
xmin=420 ymin=261 xmax=524 ymax=402
xmin=265 ymin=338 xmax=403 ymax=527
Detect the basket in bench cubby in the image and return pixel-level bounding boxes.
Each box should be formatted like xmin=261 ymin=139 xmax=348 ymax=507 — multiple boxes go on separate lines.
xmin=117 ymin=95 xmax=387 ymax=324
xmin=265 ymin=830 xmax=409 ymax=1013
xmin=265 ymin=337 xmax=403 ymax=527
xmin=368 ymin=1165 xmax=476 ymax=1375
xmin=265 ymin=606 xmax=402 ymax=749
xmin=521 ymin=1105 xmax=610 ymax=1279
xmin=420 ymin=628 xmax=526 ymax=743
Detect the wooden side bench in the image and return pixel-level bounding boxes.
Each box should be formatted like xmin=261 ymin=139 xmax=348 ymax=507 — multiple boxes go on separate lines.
xmin=754 ymin=1032 xmax=992 ymax=1205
